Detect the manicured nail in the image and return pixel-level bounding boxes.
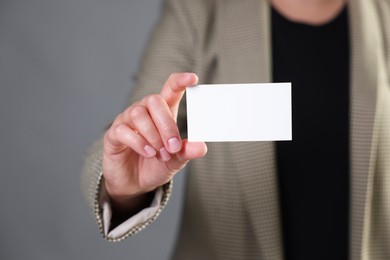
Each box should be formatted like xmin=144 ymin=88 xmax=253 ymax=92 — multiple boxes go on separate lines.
xmin=168 ymin=137 xmax=181 ymax=153
xmin=159 ymin=147 xmax=171 ymax=161
xmin=144 ymin=145 xmax=156 ymax=157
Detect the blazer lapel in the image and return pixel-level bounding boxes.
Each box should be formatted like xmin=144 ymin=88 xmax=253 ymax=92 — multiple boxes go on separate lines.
xmin=216 ymin=1 xmax=283 ymax=259
xmin=348 ymin=0 xmax=380 ymax=259
xmin=212 ymin=1 xmax=381 ymax=259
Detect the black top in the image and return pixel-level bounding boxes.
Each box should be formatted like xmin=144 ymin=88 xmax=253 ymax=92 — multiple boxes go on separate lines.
xmin=272 ymin=6 xmax=350 ymax=260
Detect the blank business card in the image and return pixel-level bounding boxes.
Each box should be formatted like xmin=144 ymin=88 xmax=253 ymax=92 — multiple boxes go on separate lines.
xmin=186 ymin=83 xmax=292 ymax=142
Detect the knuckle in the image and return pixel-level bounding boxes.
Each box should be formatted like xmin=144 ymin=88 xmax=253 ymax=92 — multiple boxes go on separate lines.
xmin=168 ymin=73 xmax=182 ymax=85
xmin=129 ymin=105 xmax=146 ymax=120
xmin=103 ymin=125 xmax=122 ymax=149
xmin=108 ymin=123 xmax=120 ymax=138
xmin=112 ymin=123 xmax=124 ymax=137
xmin=145 ymin=94 xmax=163 ymax=106
xmin=168 ymin=72 xmax=178 ymax=81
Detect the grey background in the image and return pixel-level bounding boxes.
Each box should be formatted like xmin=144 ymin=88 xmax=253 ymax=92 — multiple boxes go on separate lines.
xmin=0 ymin=0 xmax=186 ymax=259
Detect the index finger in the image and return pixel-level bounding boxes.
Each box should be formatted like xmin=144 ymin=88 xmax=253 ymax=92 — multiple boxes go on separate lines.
xmin=160 ymin=72 xmax=198 ymax=113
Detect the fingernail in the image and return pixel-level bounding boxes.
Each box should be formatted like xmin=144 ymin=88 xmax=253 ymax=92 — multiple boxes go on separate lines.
xmin=168 ymin=137 xmax=181 ymax=153
xmin=144 ymin=145 xmax=156 ymax=157
xmin=159 ymin=147 xmax=171 ymax=161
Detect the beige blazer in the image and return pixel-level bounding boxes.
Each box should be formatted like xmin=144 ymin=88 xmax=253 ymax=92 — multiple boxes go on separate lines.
xmin=82 ymin=0 xmax=390 ymax=259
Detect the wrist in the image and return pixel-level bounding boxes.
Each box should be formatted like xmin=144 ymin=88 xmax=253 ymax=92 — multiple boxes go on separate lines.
xmin=103 ymin=182 xmax=156 ymax=229
xmin=103 ymin=181 xmax=154 ymax=213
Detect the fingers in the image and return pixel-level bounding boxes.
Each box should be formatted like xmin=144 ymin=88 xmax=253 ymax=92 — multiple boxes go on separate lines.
xmin=105 ymin=72 xmax=199 ymax=163
xmin=124 ymin=104 xmax=164 ymax=151
xmin=160 ymin=72 xmax=198 ymax=117
xmin=143 ymin=94 xmax=181 ymax=153
xmin=107 ymin=95 xmax=182 ymax=161
xmin=105 ymin=123 xmax=157 ymax=158
xmin=123 ymin=94 xmax=182 ymax=153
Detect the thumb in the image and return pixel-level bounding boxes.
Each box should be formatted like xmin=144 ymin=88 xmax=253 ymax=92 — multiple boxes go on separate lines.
xmin=166 ymin=140 xmax=207 ymax=172
xmin=160 ymin=72 xmax=198 ymax=118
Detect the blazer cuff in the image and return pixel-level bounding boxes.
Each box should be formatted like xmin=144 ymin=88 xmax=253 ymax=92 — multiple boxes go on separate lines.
xmin=94 ymin=173 xmax=173 ymax=242
xmin=99 ymin=183 xmax=163 ymax=239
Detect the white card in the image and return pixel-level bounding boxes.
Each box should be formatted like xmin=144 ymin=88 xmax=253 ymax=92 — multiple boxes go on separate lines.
xmin=186 ymin=83 xmax=292 ymax=142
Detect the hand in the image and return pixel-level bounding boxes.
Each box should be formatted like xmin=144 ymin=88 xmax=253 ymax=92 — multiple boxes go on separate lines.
xmin=102 ymin=73 xmax=207 ymax=211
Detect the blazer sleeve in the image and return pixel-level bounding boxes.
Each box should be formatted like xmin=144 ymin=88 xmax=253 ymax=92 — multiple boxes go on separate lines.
xmin=81 ymin=0 xmax=209 ymax=241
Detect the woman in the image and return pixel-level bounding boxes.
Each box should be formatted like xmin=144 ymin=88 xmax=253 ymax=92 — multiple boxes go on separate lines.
xmin=83 ymin=0 xmax=390 ymax=259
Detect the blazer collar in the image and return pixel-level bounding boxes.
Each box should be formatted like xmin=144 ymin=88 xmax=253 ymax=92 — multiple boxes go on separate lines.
xmin=216 ymin=1 xmax=283 ymax=259
xmin=349 ymin=0 xmax=382 ymax=258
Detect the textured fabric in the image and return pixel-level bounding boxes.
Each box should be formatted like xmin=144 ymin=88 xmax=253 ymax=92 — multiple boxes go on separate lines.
xmin=99 ymin=184 xmax=163 ymax=239
xmin=81 ymin=0 xmax=390 ymax=259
